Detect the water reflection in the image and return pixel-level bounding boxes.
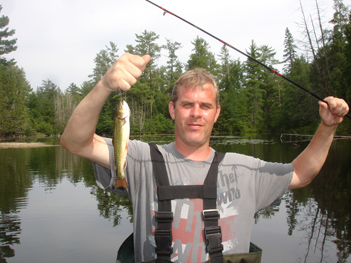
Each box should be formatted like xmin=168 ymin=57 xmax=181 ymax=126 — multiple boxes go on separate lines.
xmin=0 ymin=136 xmax=351 ymax=262
xmin=300 ymin=141 xmax=351 ymax=262
xmin=0 ymin=212 xmax=19 ymax=259
xmin=0 ymin=144 xmax=133 ymax=262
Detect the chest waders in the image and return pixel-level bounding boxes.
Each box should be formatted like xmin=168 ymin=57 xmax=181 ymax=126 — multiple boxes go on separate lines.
xmin=116 ymin=143 xmax=262 ymax=263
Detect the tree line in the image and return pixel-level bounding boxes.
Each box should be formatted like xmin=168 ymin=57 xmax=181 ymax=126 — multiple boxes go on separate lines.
xmin=1 ymin=0 xmax=351 ymax=138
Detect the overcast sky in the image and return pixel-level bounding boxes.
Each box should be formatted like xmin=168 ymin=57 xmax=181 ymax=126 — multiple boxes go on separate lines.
xmin=2 ymin=0 xmax=350 ymax=91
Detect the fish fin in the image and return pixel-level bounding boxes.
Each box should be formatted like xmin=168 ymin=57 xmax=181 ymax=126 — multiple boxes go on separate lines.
xmin=123 ymin=142 xmax=129 ymax=169
xmin=122 ymin=118 xmax=127 ymax=126
xmin=115 ymin=178 xmax=128 ymax=189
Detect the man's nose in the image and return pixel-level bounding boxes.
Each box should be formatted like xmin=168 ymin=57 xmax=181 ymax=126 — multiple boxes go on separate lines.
xmin=191 ymin=104 xmax=202 ymax=117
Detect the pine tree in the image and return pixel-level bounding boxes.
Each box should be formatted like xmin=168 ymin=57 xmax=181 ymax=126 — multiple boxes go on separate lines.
xmin=282 ymin=28 xmax=297 ymax=74
xmin=328 ymin=0 xmax=350 ymax=99
xmin=330 ymin=0 xmax=349 ymax=36
xmin=216 ymin=59 xmax=247 ymax=134
xmin=163 ymin=39 xmax=183 ymax=93
xmin=343 ymin=12 xmax=351 ymax=103
xmin=258 ymin=45 xmax=281 ymax=131
xmin=27 ymin=80 xmax=61 ymax=135
xmin=244 ymin=40 xmax=265 ymax=130
xmin=281 ymin=55 xmax=316 ymax=130
xmin=0 ymin=64 xmax=31 ymax=136
xmin=187 ymin=36 xmax=219 ymax=74
xmin=90 ymin=42 xmax=119 ymax=84
xmin=218 ymin=45 xmax=231 ymax=82
xmin=89 ymin=43 xmax=120 ymax=135
xmin=129 ymin=30 xmax=162 ymax=121
xmin=0 ymin=5 xmax=17 ymax=64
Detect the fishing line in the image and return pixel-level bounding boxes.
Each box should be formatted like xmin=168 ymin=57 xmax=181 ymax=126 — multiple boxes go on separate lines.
xmin=146 ymin=0 xmax=351 ymax=121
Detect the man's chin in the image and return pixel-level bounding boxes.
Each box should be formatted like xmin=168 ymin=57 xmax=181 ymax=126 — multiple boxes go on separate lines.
xmin=184 ymin=136 xmax=207 ymax=147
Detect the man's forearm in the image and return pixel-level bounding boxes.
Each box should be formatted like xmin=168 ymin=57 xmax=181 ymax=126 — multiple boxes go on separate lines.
xmin=61 ymin=80 xmax=112 ymax=154
xmin=290 ymin=122 xmax=337 ymax=189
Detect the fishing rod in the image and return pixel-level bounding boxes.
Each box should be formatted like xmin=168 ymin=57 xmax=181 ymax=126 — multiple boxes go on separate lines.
xmin=146 ymin=0 xmax=351 ymax=121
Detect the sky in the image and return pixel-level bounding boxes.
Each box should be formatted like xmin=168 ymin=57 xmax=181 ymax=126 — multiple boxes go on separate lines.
xmin=2 ymin=0 xmax=350 ymax=91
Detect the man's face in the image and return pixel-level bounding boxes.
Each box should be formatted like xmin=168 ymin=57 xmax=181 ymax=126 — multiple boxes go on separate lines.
xmin=169 ymin=84 xmax=220 ymax=149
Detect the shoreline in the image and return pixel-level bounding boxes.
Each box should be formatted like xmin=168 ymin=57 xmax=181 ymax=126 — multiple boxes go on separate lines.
xmin=0 ymin=142 xmax=61 ymax=149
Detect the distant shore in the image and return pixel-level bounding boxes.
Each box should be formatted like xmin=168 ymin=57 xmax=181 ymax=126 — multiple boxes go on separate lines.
xmin=0 ymin=142 xmax=60 ymax=149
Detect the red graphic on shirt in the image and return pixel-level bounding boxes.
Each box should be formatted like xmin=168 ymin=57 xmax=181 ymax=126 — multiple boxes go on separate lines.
xmin=152 ymin=198 xmax=237 ymax=263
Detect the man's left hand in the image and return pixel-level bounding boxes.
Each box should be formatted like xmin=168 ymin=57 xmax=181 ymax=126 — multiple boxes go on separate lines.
xmin=319 ymin=97 xmax=349 ymax=126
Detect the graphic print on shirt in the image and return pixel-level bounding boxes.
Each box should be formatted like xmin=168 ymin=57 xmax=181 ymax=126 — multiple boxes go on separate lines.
xmin=150 ymin=167 xmax=241 ymax=263
xmin=217 ymin=166 xmax=241 ymax=207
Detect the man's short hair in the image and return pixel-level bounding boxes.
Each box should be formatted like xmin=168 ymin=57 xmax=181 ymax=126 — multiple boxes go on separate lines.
xmin=171 ymin=68 xmax=219 ymax=106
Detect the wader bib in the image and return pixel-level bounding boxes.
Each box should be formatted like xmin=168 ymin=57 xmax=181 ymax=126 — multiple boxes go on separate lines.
xmin=117 ymin=143 xmax=262 ymax=263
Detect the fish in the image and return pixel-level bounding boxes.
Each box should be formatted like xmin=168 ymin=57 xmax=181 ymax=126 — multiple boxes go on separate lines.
xmin=113 ymin=100 xmax=130 ymax=189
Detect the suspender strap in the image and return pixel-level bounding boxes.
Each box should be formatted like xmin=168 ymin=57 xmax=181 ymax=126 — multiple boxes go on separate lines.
xmin=149 ymin=140 xmax=173 ymax=249
xmin=150 ymin=143 xmax=173 ymax=263
xmin=149 ymin=143 xmax=225 ymax=263
xmin=157 ymin=185 xmax=216 ymax=200
xmin=203 ymin=153 xmax=224 ymax=263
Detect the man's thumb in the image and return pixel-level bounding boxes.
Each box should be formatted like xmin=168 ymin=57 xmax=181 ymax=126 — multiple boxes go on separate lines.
xmin=143 ymin=54 xmax=151 ymax=65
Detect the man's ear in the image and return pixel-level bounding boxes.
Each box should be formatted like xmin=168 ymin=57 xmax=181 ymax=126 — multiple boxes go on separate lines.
xmin=214 ymin=105 xmax=221 ymax=123
xmin=169 ymin=101 xmax=175 ymax=120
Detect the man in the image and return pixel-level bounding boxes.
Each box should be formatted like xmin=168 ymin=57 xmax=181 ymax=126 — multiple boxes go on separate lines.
xmin=61 ymin=53 xmax=349 ymax=262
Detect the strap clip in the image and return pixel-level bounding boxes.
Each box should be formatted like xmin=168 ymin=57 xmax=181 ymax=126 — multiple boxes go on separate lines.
xmin=204 ymin=226 xmax=223 ymax=254
xmin=155 ymin=211 xmax=173 ymax=223
xmin=202 ymin=209 xmax=220 ymax=221
xmin=155 ymin=229 xmax=173 ymax=256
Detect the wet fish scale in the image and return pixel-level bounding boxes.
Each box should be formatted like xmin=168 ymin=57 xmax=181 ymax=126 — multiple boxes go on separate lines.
xmin=113 ymin=100 xmax=130 ymax=189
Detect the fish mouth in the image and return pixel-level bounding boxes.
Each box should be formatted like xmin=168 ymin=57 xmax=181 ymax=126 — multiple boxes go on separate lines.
xmin=116 ymin=101 xmax=130 ymax=119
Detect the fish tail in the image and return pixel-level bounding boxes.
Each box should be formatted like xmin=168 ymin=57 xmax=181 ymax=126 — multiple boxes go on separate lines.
xmin=115 ymin=178 xmax=129 ymax=189
xmin=115 ymin=166 xmax=128 ymax=189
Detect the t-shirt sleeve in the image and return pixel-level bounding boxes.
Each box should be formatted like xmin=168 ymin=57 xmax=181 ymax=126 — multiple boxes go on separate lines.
xmin=221 ymin=152 xmax=293 ymax=213
xmin=92 ymin=137 xmax=129 ymax=197
xmin=254 ymin=158 xmax=293 ymax=212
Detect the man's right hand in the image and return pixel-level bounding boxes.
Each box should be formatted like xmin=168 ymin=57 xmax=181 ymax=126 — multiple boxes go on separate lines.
xmin=102 ymin=53 xmax=151 ymax=92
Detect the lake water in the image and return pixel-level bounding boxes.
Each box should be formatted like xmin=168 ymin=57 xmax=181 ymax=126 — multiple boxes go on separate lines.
xmin=1 ymin=135 xmax=351 ymax=263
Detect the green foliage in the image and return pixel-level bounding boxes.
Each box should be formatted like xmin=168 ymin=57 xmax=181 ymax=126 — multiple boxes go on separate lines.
xmin=344 ymin=13 xmax=351 ymax=103
xmin=281 ymin=56 xmax=318 ymax=132
xmin=90 ymin=42 xmax=119 ymax=83
xmin=244 ymin=41 xmax=266 ymax=131
xmin=90 ymin=42 xmax=120 ymax=135
xmin=187 ymin=37 xmax=219 ymax=75
xmin=283 ymin=28 xmax=297 ymax=74
xmin=97 ymin=92 xmax=118 ymax=135
xmin=216 ymin=59 xmax=247 ymax=134
xmin=163 ymin=39 xmax=183 ymax=93
xmin=26 ymin=80 xmax=62 ymax=135
xmin=0 ymin=63 xmax=30 ymax=136
xmin=143 ymin=113 xmax=174 ymax=134
xmin=0 ymin=5 xmax=17 ymax=65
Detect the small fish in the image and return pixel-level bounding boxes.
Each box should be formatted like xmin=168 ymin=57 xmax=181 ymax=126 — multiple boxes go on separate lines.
xmin=113 ymin=100 xmax=130 ymax=189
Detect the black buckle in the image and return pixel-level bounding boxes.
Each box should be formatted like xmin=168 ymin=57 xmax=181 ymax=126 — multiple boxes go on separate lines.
xmin=155 ymin=212 xmax=173 ymax=258
xmin=204 ymin=226 xmax=223 ymax=254
xmin=202 ymin=209 xmax=220 ymax=221
xmin=156 ymin=211 xmax=173 ymax=223
xmin=155 ymin=229 xmax=173 ymax=256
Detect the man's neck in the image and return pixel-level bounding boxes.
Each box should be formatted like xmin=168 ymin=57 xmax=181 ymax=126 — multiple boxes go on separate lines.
xmin=173 ymin=141 xmax=212 ymax=161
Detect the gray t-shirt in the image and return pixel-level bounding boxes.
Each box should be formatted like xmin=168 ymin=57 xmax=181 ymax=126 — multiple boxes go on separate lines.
xmin=93 ymin=139 xmax=293 ymax=263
